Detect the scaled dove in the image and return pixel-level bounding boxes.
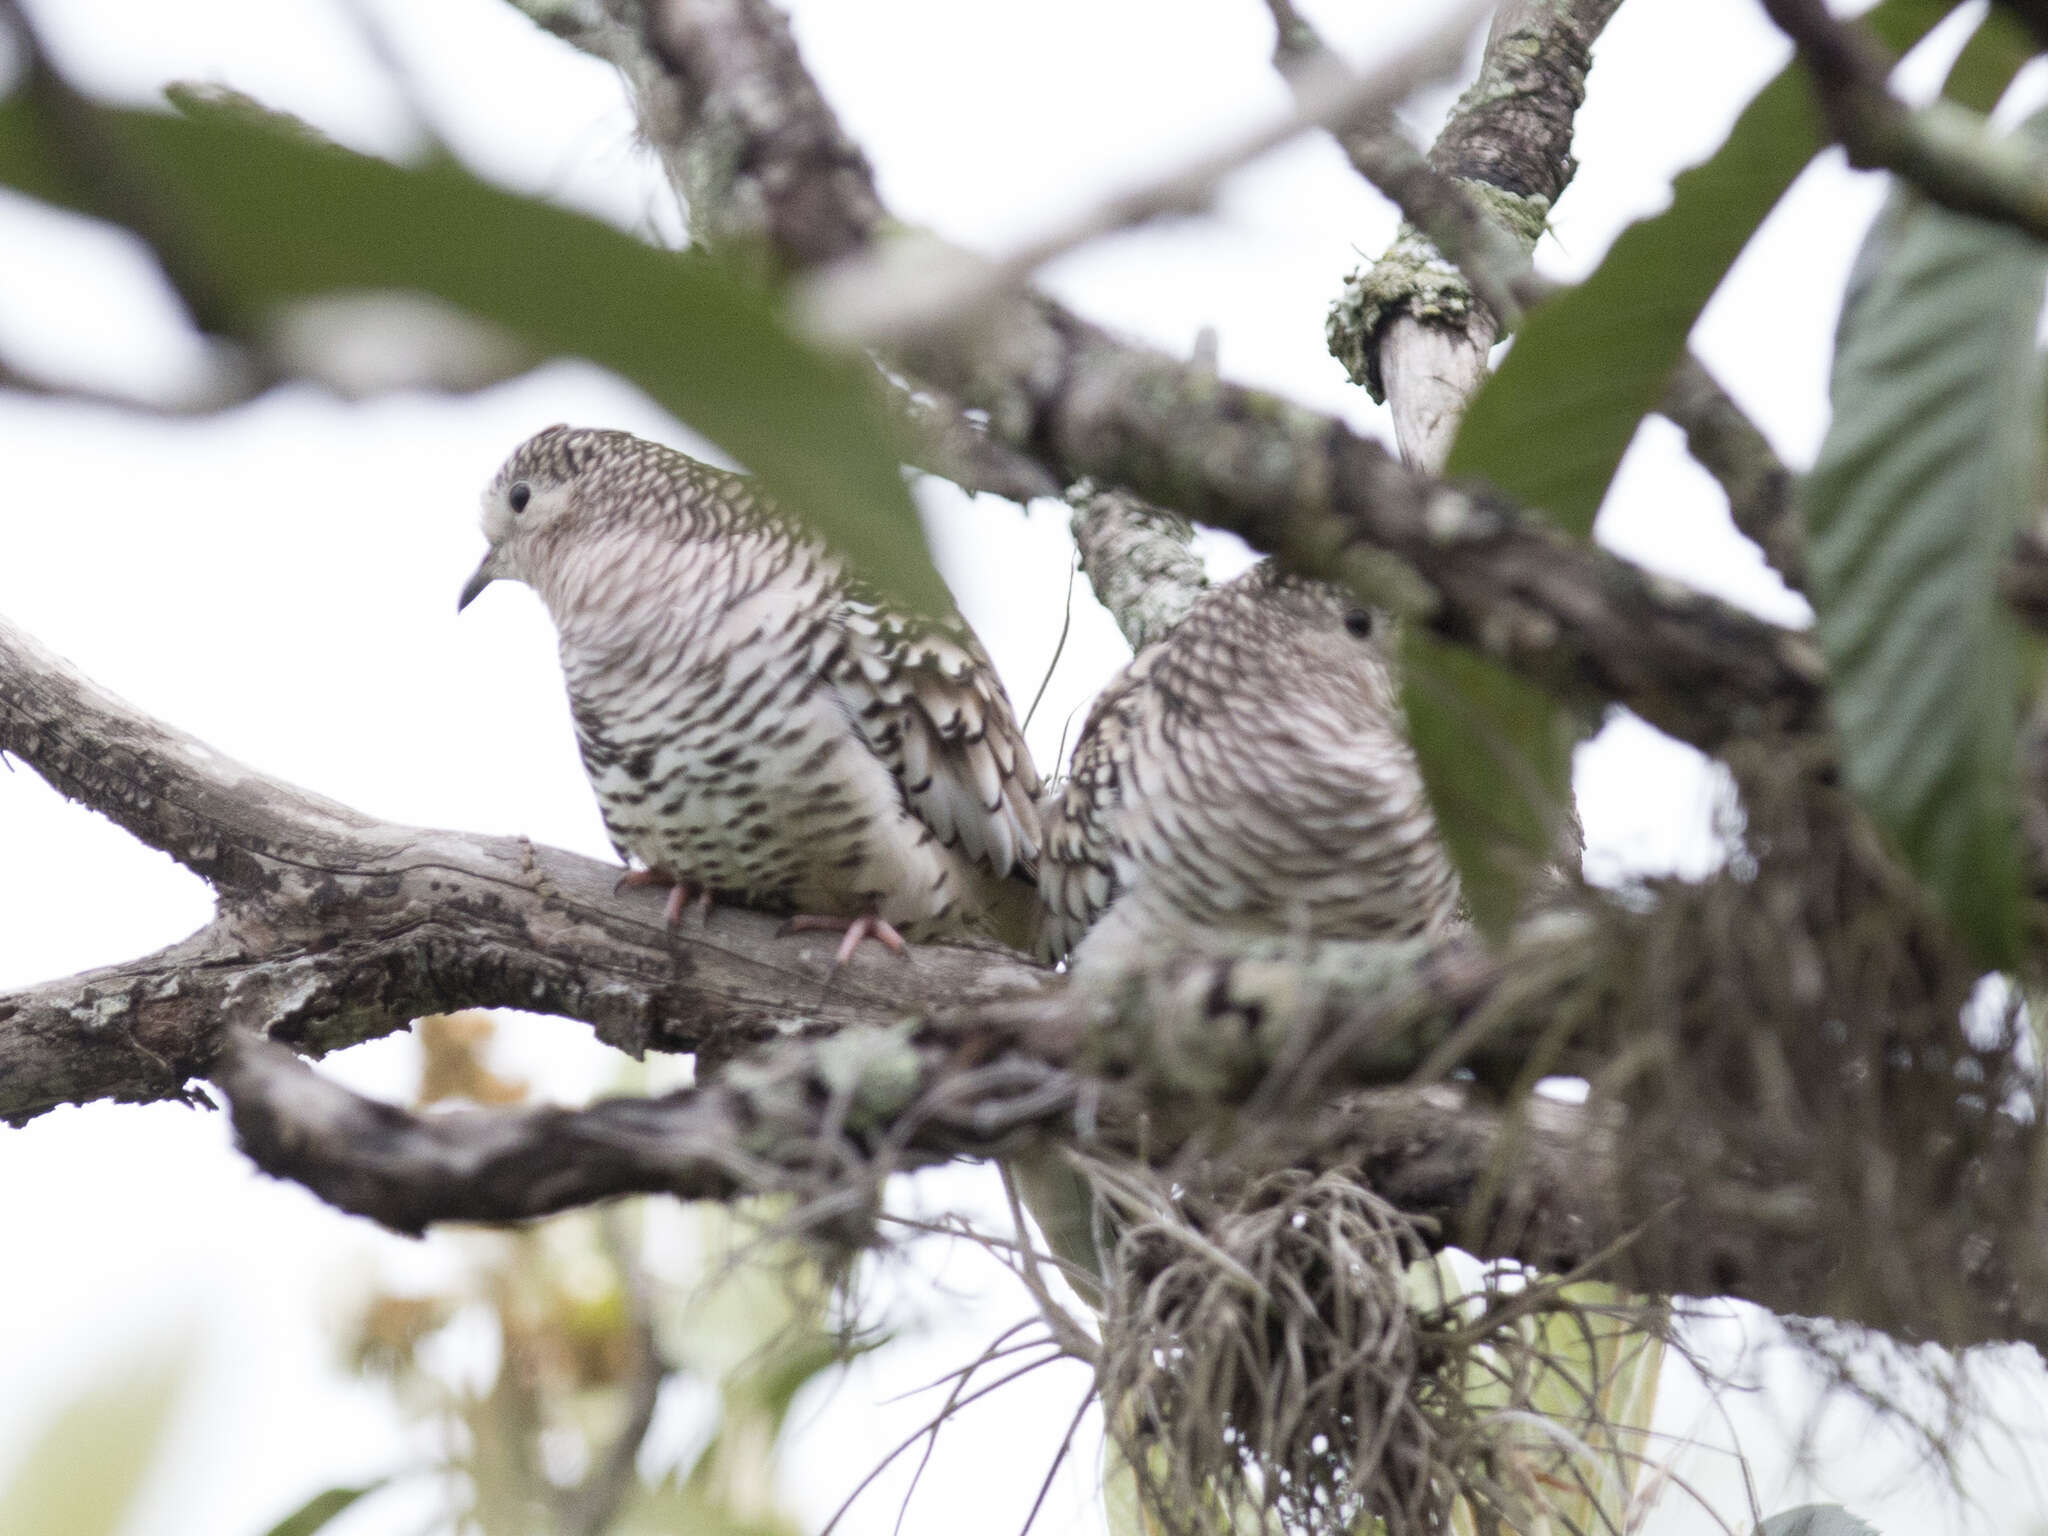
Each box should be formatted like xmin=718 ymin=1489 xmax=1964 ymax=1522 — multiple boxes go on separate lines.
xmin=1040 ymin=562 xmax=1461 ymax=972
xmin=459 ymin=425 xmax=1043 ymax=959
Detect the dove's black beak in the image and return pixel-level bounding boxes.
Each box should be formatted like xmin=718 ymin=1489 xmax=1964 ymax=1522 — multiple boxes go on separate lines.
xmin=457 ymin=557 xmax=497 ymax=613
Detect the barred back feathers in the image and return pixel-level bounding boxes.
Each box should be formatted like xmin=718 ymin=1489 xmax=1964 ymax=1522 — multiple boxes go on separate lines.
xmin=1040 ymin=562 xmax=1461 ymax=971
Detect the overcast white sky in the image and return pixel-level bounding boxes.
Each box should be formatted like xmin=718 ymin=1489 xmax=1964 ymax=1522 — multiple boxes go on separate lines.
xmin=3 ymin=1 xmax=2047 ymax=1532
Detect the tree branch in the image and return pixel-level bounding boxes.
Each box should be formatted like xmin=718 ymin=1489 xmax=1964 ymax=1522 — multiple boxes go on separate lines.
xmin=641 ymin=0 xmax=884 ymax=271
xmin=1263 ymin=0 xmax=1522 ymax=327
xmin=1278 ymin=2 xmax=1805 ymax=579
xmin=1659 ymin=353 xmax=1804 ymax=585
xmin=893 ymin=298 xmax=1830 ymax=755
xmin=11 ymin=609 xmax=2048 ymax=1358
xmin=1066 ymin=481 xmax=1208 ymax=654
xmin=213 ymin=1007 xmax=2048 ymax=1362
xmin=215 ymin=1025 xmax=1605 ymax=1245
xmin=0 ymin=612 xmax=1044 ymax=1124
xmin=1327 ymin=0 xmax=1614 ymax=471
xmin=481 ymin=0 xmax=1831 ymax=760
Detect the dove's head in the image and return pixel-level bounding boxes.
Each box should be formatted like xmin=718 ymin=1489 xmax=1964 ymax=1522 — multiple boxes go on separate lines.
xmin=459 ymin=423 xmax=617 ymax=611
xmin=462 ymin=421 xmax=744 ymax=613
xmin=1218 ymin=562 xmax=1401 ymax=716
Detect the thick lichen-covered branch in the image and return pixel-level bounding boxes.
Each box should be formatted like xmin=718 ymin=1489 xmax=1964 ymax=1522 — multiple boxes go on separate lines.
xmin=215 ymin=1024 xmax=1609 ymax=1255
xmin=1277 ymin=0 xmax=1801 ymax=555
xmin=211 ymin=955 xmax=2048 ymax=1362
xmin=891 ymin=297 xmax=1831 ymax=756
xmin=1066 ymin=481 xmax=1208 ymax=653
xmin=640 ymin=0 xmax=885 ymax=270
xmin=0 ymin=610 xmax=1044 ymax=1123
xmin=0 ymin=589 xmax=1570 ymax=1124
xmin=1322 ymin=0 xmax=1614 ymax=470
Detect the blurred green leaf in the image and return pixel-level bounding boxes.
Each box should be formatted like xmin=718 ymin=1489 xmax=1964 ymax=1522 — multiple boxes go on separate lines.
xmin=1100 ymin=1435 xmax=1172 ymax=1536
xmin=673 ymin=1202 xmax=850 ymax=1525
xmin=1453 ymin=1282 xmax=1665 ymax=1536
xmin=609 ymin=1477 xmax=802 ymax=1536
xmin=0 ymin=88 xmax=950 ymax=617
xmin=1399 ymin=629 xmax=1580 ymax=940
xmin=1445 ymin=0 xmax=1961 ymax=537
xmin=1516 ymin=1283 xmax=1665 ymax=1536
xmin=257 ymin=1481 xmax=388 ymax=1536
xmin=1756 ymin=1505 xmax=1882 ymax=1536
xmin=0 ymin=1341 xmax=189 ymax=1536
xmin=1938 ymin=3 xmax=2037 ymax=113
xmin=1804 ymin=149 xmax=2048 ymax=967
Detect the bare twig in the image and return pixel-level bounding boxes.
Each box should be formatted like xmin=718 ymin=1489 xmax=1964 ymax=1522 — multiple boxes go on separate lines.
xmin=819 ymin=1339 xmax=1083 ymax=1536
xmin=1763 ymin=0 xmax=2048 ymax=240
xmin=0 ymin=355 xmax=271 ymax=417
xmin=800 ymin=0 xmax=1493 ymax=347
xmin=1660 ymin=355 xmax=1803 ymax=585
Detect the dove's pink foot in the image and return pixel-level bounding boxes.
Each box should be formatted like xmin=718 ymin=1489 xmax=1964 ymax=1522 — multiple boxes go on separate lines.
xmin=782 ymin=912 xmax=909 ymax=965
xmin=614 ymin=868 xmax=714 ymax=929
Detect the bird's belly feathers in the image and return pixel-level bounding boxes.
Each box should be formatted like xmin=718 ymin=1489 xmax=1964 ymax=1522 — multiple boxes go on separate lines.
xmin=565 ymin=627 xmax=971 ymax=934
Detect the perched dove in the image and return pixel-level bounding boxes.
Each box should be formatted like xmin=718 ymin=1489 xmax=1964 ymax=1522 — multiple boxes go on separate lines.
xmin=459 ymin=425 xmax=1043 ymax=959
xmin=1040 ymin=562 xmax=1461 ymax=972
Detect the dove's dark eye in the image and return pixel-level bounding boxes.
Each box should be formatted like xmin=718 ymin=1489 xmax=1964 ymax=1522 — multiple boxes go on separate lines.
xmin=509 ymin=482 xmax=531 ymax=514
xmin=1343 ymin=608 xmax=1374 ymax=639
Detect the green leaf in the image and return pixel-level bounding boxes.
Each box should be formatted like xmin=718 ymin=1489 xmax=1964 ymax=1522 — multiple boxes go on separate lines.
xmin=0 ymin=89 xmax=950 ymax=618
xmin=1399 ymin=630 xmax=1580 ymax=939
xmin=1804 ymin=151 xmax=2048 ymax=967
xmin=0 ymin=1342 xmax=189 ymax=1536
xmin=1756 ymin=1505 xmax=1882 ymax=1536
xmin=1938 ymin=4 xmax=2037 ymax=114
xmin=257 ymin=1481 xmax=389 ymax=1536
xmin=1445 ymin=0 xmax=1963 ymax=537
